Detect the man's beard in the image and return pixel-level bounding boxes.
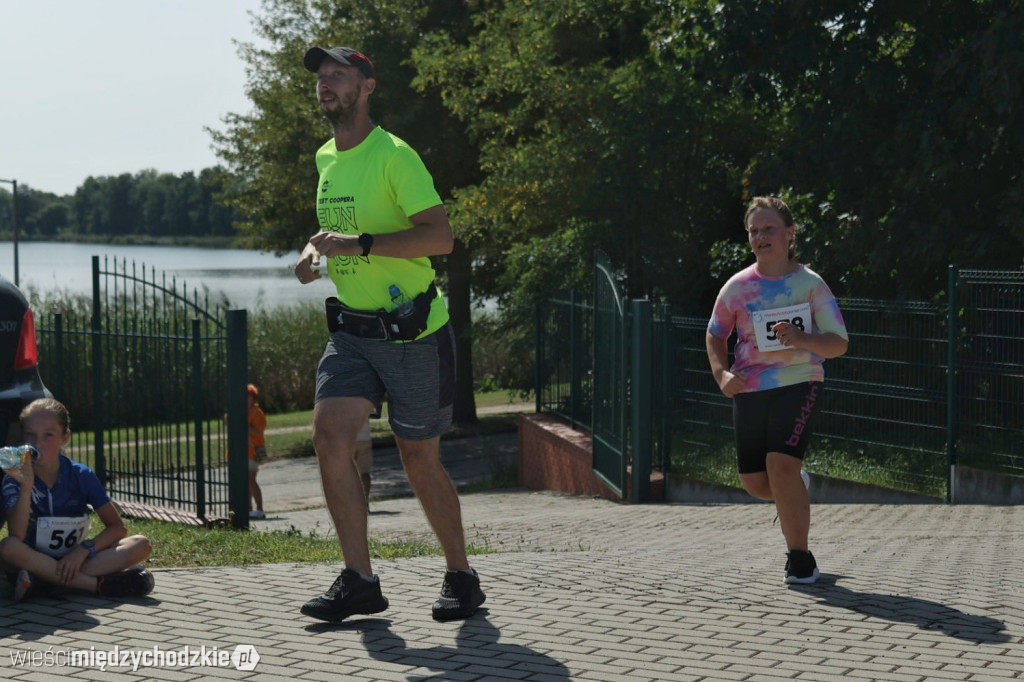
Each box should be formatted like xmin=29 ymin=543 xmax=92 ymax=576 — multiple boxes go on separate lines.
xmin=323 ymin=98 xmax=357 ymax=128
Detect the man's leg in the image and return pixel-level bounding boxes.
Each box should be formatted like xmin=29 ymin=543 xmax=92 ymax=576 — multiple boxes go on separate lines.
xmin=301 ymin=395 xmax=390 ymax=621
xmin=395 ymin=434 xmax=469 ymax=571
xmin=398 ymin=434 xmax=485 ymax=621
xmin=312 ymin=396 xmax=375 ymax=575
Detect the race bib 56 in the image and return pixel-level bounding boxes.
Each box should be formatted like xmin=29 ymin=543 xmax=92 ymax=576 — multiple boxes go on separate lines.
xmin=34 ymin=515 xmax=92 ymax=558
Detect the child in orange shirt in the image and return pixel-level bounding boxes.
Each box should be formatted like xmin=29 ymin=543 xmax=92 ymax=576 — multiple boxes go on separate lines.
xmin=245 ymin=384 xmax=268 ymax=520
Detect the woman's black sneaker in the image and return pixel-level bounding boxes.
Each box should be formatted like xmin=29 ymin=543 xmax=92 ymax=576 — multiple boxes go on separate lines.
xmin=431 ymin=569 xmax=485 ymax=621
xmin=301 ymin=569 xmax=389 ymax=622
xmin=784 ymin=550 xmax=820 ymax=584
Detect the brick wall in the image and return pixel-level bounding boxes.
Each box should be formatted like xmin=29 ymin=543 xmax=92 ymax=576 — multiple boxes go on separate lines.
xmin=517 ymin=413 xmax=619 ymax=499
xmin=517 ymin=413 xmax=664 ymax=503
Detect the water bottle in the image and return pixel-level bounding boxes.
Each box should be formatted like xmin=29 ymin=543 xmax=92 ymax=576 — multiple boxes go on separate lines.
xmin=0 ymin=445 xmax=38 ymax=469
xmin=389 ymin=285 xmax=415 ymax=319
xmin=389 ymin=284 xmax=419 ymax=338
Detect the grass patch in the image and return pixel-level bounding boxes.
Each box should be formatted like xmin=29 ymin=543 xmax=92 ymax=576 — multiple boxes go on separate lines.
xmin=0 ymin=514 xmax=493 ymax=569
xmin=669 ymin=427 xmax=946 ymax=497
xmin=803 ymin=438 xmax=946 ymax=497
xmin=267 ymin=391 xmax=529 ymax=460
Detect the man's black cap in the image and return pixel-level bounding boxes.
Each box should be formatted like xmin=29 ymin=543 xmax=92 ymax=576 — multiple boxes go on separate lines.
xmin=304 ymin=46 xmax=375 ymax=79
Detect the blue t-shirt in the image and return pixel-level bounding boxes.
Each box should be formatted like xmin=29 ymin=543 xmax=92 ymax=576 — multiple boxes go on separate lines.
xmin=2 ymin=455 xmax=110 ymax=550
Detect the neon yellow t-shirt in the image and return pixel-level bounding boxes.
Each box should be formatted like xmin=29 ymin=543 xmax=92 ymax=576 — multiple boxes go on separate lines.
xmin=314 ymin=126 xmax=449 ymax=336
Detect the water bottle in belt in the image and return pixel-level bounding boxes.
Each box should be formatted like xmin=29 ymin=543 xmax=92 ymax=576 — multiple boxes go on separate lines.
xmin=388 ymin=284 xmax=427 ymax=339
xmin=389 ymin=284 xmax=415 ymax=320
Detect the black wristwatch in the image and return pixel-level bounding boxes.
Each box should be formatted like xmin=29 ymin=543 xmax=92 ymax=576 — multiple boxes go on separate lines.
xmin=358 ymin=233 xmax=374 ymax=256
xmin=80 ymin=539 xmax=96 ymax=558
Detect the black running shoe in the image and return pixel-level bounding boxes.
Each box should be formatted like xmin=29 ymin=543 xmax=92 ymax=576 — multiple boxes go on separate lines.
xmin=97 ymin=565 xmax=156 ymax=597
xmin=301 ymin=568 xmax=389 ymax=622
xmin=784 ymin=550 xmax=820 ymax=584
xmin=431 ymin=569 xmax=485 ymax=621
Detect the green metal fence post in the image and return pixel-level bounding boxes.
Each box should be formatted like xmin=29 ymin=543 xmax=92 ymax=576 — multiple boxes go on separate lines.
xmin=534 ymin=299 xmax=542 ymax=414
xmin=946 ymin=265 xmax=960 ymax=504
xmin=631 ymin=300 xmax=653 ymax=502
xmin=570 ymin=289 xmax=580 ymax=430
xmin=226 ymin=310 xmax=249 ymax=528
xmin=618 ymin=294 xmax=629 ymax=495
xmin=657 ymin=303 xmax=671 ymax=473
xmin=91 ymin=255 xmax=106 ymax=486
xmin=192 ymin=319 xmax=207 ymax=520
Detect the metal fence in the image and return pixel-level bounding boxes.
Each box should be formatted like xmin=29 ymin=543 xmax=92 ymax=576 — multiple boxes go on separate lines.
xmin=536 ymin=263 xmax=1024 ymax=501
xmin=952 ymin=269 xmax=1024 ymax=477
xmin=35 ymin=256 xmax=251 ymax=526
xmin=591 ymin=251 xmax=629 ymax=495
xmin=535 ymin=290 xmax=593 ymax=430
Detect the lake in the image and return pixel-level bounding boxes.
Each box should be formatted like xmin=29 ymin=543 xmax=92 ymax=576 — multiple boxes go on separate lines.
xmin=0 ymin=241 xmax=338 ymax=310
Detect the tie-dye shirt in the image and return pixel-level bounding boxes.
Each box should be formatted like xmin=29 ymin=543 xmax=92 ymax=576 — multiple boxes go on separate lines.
xmin=708 ymin=264 xmax=848 ymax=393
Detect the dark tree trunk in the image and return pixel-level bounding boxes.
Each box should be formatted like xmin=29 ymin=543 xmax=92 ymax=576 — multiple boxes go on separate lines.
xmin=446 ymin=237 xmax=477 ymax=424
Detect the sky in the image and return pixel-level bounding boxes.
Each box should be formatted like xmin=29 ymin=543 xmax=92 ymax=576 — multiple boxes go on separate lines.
xmin=0 ymin=0 xmax=266 ymax=197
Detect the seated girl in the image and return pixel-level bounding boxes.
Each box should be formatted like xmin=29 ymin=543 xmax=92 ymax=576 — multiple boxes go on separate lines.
xmin=0 ymin=398 xmax=154 ymax=602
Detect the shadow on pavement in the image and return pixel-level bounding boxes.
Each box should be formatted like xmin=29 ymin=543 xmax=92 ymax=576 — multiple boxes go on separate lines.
xmin=361 ymin=614 xmax=570 ymax=682
xmin=0 ymin=589 xmax=162 ymax=641
xmin=790 ymin=574 xmax=1010 ymax=644
xmin=306 ymin=612 xmax=570 ymax=680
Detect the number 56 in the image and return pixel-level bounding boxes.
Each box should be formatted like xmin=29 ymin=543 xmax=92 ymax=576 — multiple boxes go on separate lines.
xmin=48 ymin=529 xmax=79 ymax=551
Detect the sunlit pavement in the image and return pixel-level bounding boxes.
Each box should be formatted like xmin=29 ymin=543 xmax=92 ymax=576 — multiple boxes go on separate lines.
xmin=2 ymin=433 xmax=1022 ymax=681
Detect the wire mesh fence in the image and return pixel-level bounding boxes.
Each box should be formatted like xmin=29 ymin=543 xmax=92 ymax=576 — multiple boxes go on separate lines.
xmin=536 ymin=266 xmax=1024 ymax=500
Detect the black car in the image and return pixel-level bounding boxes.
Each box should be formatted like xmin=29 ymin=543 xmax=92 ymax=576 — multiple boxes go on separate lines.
xmin=0 ymin=276 xmax=52 ymax=445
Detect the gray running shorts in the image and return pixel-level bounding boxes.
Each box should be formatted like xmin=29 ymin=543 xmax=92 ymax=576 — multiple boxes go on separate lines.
xmin=315 ymin=323 xmax=455 ymax=441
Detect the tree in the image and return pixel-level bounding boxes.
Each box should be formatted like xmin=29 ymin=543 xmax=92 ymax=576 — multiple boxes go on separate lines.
xmin=59 ymin=170 xmax=238 ymax=239
xmin=107 ymin=173 xmax=141 ymax=237
xmin=198 ymin=167 xmax=239 ymax=238
xmin=32 ymin=201 xmax=71 ymax=238
xmin=211 ymin=0 xmax=1024 ymax=400
xmin=718 ymin=0 xmax=1024 ymax=298
xmin=0 ymin=186 xmax=72 ymax=238
xmin=138 ymin=170 xmax=172 ymax=236
xmin=413 ymin=0 xmax=767 ymax=317
xmin=73 ymin=177 xmax=106 ymax=237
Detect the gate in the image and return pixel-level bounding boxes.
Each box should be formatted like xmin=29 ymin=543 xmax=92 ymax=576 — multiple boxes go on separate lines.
xmin=591 ymin=250 xmax=628 ymax=496
xmin=949 ymin=267 xmax=1024 ymax=482
xmin=37 ymin=255 xmax=251 ymax=527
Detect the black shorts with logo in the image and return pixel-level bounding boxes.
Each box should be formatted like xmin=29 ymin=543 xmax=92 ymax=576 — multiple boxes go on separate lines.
xmin=732 ymin=381 xmax=824 ymax=474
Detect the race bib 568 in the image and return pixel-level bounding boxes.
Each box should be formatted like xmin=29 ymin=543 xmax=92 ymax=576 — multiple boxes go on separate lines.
xmin=751 ymin=302 xmax=811 ymax=352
